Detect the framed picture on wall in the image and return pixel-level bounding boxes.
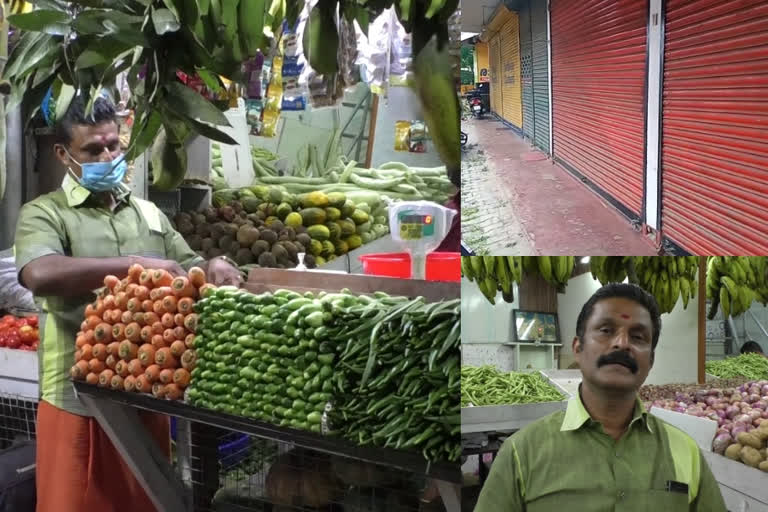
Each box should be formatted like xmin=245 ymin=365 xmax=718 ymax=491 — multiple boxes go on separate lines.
xmin=512 ymin=309 xmax=560 ymax=344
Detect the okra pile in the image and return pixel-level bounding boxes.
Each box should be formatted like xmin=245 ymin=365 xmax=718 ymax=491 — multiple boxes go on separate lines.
xmin=187 ymin=287 xmax=460 ymax=462
xmin=328 ymin=296 xmax=461 ymax=462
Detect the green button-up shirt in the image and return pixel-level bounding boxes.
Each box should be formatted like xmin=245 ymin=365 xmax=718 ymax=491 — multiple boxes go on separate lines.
xmin=14 ymin=175 xmax=204 ymax=416
xmin=474 ymin=391 xmax=727 ymax=512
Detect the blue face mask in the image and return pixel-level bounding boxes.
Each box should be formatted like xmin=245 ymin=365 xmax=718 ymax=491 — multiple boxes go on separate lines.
xmin=66 ymin=151 xmax=127 ymax=192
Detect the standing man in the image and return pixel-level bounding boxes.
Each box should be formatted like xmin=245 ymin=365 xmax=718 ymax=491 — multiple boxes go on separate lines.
xmin=14 ymin=93 xmax=242 ymax=512
xmin=474 ymin=283 xmax=727 ymax=512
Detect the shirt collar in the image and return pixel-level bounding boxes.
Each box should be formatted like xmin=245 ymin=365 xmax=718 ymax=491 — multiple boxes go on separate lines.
xmin=61 ymin=173 xmax=131 ymax=208
xmin=561 ymin=385 xmax=653 ymax=434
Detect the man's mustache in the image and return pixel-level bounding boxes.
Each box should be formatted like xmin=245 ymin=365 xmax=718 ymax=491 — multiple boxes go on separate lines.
xmin=597 ymin=351 xmax=638 ymax=374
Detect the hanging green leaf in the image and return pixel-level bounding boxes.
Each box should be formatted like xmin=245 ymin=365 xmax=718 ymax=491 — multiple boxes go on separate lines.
xmin=7 ymin=10 xmax=71 ymax=36
xmin=6 ymin=35 xmax=59 ymax=83
xmin=179 ymin=116 xmax=238 ymax=145
xmin=126 ymin=109 xmax=163 ymax=161
xmin=75 ymin=49 xmax=108 ymax=69
xmin=164 ymin=82 xmax=231 ymax=127
xmin=152 ymin=7 xmax=181 ymax=35
xmin=195 ymin=69 xmax=223 ymax=94
xmin=160 ymin=0 xmax=181 ymax=19
xmin=55 ymin=84 xmax=77 ymax=121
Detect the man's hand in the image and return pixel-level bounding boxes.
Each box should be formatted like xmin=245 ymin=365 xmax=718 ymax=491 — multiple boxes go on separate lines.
xmin=207 ymin=257 xmax=243 ymax=286
xmin=133 ymin=257 xmax=186 ymax=278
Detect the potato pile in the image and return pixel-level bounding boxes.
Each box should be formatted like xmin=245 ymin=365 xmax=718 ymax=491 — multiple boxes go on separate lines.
xmin=173 ymin=189 xmax=389 ymax=270
xmin=724 ymin=421 xmax=768 ymax=472
xmin=70 ymin=264 xmax=208 ymax=400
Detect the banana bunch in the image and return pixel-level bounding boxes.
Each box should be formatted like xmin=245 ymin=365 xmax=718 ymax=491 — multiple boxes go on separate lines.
xmin=706 ymin=256 xmax=768 ymax=320
xmin=590 ymin=257 xmax=629 ymax=285
xmin=520 ymin=256 xmax=575 ymax=288
xmin=630 ymin=256 xmax=698 ymax=314
xmin=461 ymin=256 xmax=522 ymax=305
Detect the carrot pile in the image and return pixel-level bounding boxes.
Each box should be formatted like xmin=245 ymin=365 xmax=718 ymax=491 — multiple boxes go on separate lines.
xmin=70 ymin=264 xmax=214 ymax=400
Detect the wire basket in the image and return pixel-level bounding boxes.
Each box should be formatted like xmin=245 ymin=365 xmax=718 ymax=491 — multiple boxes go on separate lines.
xmin=0 ymin=393 xmax=38 ymax=451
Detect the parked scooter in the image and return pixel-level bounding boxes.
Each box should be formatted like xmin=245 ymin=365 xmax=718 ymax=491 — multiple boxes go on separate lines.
xmin=467 ymin=92 xmax=485 ymax=119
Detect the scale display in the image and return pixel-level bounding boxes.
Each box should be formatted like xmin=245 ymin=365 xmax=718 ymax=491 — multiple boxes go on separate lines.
xmin=397 ymin=212 xmax=436 ymax=240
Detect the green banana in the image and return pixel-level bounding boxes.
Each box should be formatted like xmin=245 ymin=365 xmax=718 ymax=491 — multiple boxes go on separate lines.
xmin=239 ymin=0 xmax=266 ymax=57
xmin=483 ymin=256 xmax=496 ymax=276
xmin=220 ymin=0 xmax=240 ymax=46
xmin=303 ymin=0 xmax=340 ymax=75
xmin=151 ymin=128 xmax=188 ymax=191
xmin=424 ymin=0 xmax=447 ymax=19
xmin=720 ymin=287 xmax=731 ymax=318
xmin=538 ymin=256 xmax=552 ymax=282
xmin=461 ymin=257 xmax=474 ymax=282
xmin=210 ymin=0 xmax=223 ymax=28
xmin=470 ymin=256 xmax=484 ymax=279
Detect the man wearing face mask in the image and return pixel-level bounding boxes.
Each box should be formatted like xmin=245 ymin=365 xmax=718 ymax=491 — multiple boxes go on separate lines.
xmin=474 ymin=283 xmax=727 ymax=512
xmin=14 ymin=93 xmax=242 ymax=512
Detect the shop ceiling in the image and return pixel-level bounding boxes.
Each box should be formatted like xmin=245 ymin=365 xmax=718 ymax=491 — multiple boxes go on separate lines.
xmin=462 ymin=0 xmax=528 ymax=38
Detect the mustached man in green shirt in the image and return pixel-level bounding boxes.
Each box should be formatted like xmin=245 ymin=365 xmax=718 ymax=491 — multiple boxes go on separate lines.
xmin=474 ymin=283 xmax=727 ymax=512
xmin=14 ymin=93 xmax=242 ymax=511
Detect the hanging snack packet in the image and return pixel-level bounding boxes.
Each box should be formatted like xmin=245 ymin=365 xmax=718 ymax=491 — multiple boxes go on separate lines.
xmin=395 ymin=120 xmax=411 ymax=151
xmin=409 ymin=121 xmax=427 ymax=153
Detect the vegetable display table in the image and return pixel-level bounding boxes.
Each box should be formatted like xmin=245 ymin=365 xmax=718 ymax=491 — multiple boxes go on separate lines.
xmin=74 ymin=382 xmax=462 ymax=512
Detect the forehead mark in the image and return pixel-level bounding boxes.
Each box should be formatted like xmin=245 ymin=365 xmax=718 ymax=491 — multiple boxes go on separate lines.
xmin=620 ymin=314 xmax=630 ymax=319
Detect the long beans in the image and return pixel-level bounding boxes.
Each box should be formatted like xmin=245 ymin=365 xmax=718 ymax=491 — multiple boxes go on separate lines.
xmin=705 ymin=353 xmax=768 ymax=380
xmin=461 ymin=366 xmax=564 ymax=407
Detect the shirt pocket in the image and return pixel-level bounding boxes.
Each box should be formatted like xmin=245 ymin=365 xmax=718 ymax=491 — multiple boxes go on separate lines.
xmin=632 ymin=489 xmax=689 ymax=511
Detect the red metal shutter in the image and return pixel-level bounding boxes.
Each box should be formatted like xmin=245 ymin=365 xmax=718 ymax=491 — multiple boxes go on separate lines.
xmin=551 ymin=0 xmax=648 ymax=216
xmin=661 ymin=0 xmax=768 ymax=254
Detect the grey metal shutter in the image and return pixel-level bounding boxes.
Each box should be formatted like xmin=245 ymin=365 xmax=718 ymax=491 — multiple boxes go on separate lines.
xmin=531 ymin=0 xmax=550 ymax=154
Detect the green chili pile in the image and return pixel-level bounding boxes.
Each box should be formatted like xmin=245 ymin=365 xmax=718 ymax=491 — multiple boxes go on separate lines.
xmin=461 ymin=366 xmax=564 ymax=407
xmin=705 ymin=353 xmax=768 ymax=380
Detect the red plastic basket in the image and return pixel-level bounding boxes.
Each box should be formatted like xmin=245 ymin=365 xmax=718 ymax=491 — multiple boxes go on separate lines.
xmin=358 ymin=252 xmax=460 ymax=282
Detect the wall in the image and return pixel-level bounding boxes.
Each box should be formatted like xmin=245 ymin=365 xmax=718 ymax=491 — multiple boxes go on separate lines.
xmin=475 ymin=41 xmax=490 ymax=82
xmin=555 ymin=273 xmax=699 ymax=385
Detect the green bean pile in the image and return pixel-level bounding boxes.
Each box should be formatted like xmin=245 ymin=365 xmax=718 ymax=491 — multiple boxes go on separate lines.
xmin=461 ymin=366 xmax=564 ymax=407
xmin=705 ymin=353 xmax=768 ymax=380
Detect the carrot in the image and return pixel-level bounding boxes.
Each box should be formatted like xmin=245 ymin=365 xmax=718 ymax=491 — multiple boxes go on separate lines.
xmin=159 ymin=369 xmax=174 ymax=385
xmin=86 ymin=315 xmax=101 ymax=330
xmin=172 ymin=326 xmax=187 ymax=342
xmin=161 ymin=312 xmax=175 ymax=329
xmin=81 ymin=344 xmax=94 ymax=361
xmin=135 ymin=375 xmax=152 ymax=393
xmin=163 ymin=329 xmax=176 ymax=345
xmin=183 ymin=314 xmax=198 ymax=333
xmin=70 ymin=360 xmax=89 ymax=380
xmin=173 ymin=368 xmax=191 ymax=388
xmin=105 ymin=354 xmax=117 ymax=370
xmin=126 ymin=297 xmax=141 ymax=313
xmin=88 ymin=358 xmax=105 ymax=374
xmin=174 ymin=313 xmax=186 ymax=328
xmin=102 ymin=309 xmax=112 ymax=322
xmin=162 ymin=295 xmax=178 ymax=314
xmin=152 ymin=322 xmax=165 ymax=335
xmin=111 ymin=374 xmax=125 ymax=390
xmin=98 ymin=369 xmax=115 ymax=388
xmin=121 ymin=310 xmax=133 ymax=325
xmin=152 ymin=300 xmax=166 ymax=316
xmin=92 ymin=343 xmax=108 ymax=361
xmin=125 ymin=322 xmax=141 ymax=343
xmin=104 ymin=275 xmax=120 ymax=291
xmin=171 ymin=276 xmax=197 ymax=298
xmin=188 ymin=267 xmax=206 ymax=288
xmin=92 ymin=299 xmax=106 ymax=317
xmin=139 ymin=269 xmax=153 ymax=287
xmin=151 ymin=334 xmax=167 ymax=350
xmin=135 ymin=285 xmax=150 ymax=301
xmin=80 ymin=320 xmax=88 ymax=332
xmin=184 ymin=333 xmax=196 ymax=349
xmin=125 ymin=283 xmax=138 ymax=298
xmin=142 ymin=299 xmax=154 ymax=313
xmin=94 ymin=323 xmax=113 ymax=343
xmin=144 ymin=364 xmax=161 ymax=383
xmin=112 ymin=281 xmax=123 ymax=294
xmin=112 ymin=323 xmax=126 ymax=341
xmin=115 ymin=360 xmax=129 ymax=378
xmin=111 ymin=309 xmax=123 ymax=324
xmin=138 ymin=344 xmax=156 ymax=367
xmin=128 ymin=263 xmax=144 ymax=283
xmin=152 ymin=269 xmax=173 ymax=287
xmin=75 ymin=349 xmax=83 ymax=362
xmin=85 ymin=373 xmax=99 ymax=386
xmin=156 ymin=286 xmax=173 ymax=299
xmin=177 ymin=297 xmax=195 ymax=315
xmin=115 ymin=292 xmax=129 ymax=310
xmin=76 ymin=333 xmax=87 ymax=348
xmin=198 ymin=283 xmax=216 ymax=298
xmin=128 ymin=358 xmax=144 ymax=378
xmin=123 ymin=375 xmax=137 ymax=392
xmin=181 ymin=349 xmax=197 ymax=370
xmin=165 ymin=383 xmax=183 ymax=400
xmin=143 ymin=312 xmax=160 ymax=326
xmin=152 ymin=383 xmax=166 ymax=398
xmin=102 ymin=294 xmax=116 ymax=310
xmin=84 ymin=330 xmax=95 ymax=345
xmin=133 ymin=312 xmax=146 ymax=326
xmin=154 ymin=348 xmax=177 ymax=369
xmin=140 ymin=325 xmax=153 ymax=343
xmin=118 ymin=340 xmax=138 ymax=361
xmin=170 ymin=340 xmax=186 ymax=358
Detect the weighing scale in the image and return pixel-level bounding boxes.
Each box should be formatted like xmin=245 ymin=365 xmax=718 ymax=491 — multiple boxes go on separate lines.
xmin=388 ymin=201 xmax=457 ymax=280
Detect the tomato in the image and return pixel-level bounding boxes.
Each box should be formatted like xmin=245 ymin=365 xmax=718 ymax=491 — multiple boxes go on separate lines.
xmin=18 ymin=326 xmax=36 ymax=345
xmin=19 ymin=345 xmax=35 ymax=351
xmin=30 ymin=341 xmax=39 ymax=351
xmin=6 ymin=334 xmax=22 ymax=349
xmin=26 ymin=316 xmax=38 ymax=328
xmin=0 ymin=315 xmax=15 ymax=328
xmin=0 ymin=335 xmax=6 ymax=348
xmin=15 ymin=318 xmax=28 ymax=328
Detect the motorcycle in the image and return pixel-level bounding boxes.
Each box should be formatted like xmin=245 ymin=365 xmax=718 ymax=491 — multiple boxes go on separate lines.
xmin=467 ymin=93 xmax=485 ymax=119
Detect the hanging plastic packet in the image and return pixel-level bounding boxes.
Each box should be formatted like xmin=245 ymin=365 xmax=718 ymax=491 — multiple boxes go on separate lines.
xmin=262 ymin=53 xmax=284 ymax=137
xmin=281 ymin=21 xmax=307 ymax=111
xmin=409 ymin=121 xmax=427 ymax=153
xmin=355 ymin=7 xmax=395 ymax=95
xmin=394 ymin=120 xmax=411 ymax=151
xmin=389 ymin=16 xmax=412 ymax=87
xmin=338 ymin=17 xmax=360 ymax=88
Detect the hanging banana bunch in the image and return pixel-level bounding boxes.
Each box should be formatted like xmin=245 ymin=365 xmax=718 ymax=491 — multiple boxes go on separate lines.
xmin=706 ymin=256 xmax=767 ymax=320
xmin=520 ymin=256 xmax=575 ymax=289
xmin=629 ymin=256 xmax=698 ymax=315
xmin=461 ymin=256 xmax=522 ymax=306
xmin=6 ymin=1 xmax=33 ymax=15
xmin=590 ymin=256 xmax=629 ymax=285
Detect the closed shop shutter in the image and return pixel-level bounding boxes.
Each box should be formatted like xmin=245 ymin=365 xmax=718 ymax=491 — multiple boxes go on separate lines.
xmin=531 ymin=0 xmax=551 ymax=153
xmin=661 ymin=0 xmax=768 ymax=254
xmin=489 ymin=35 xmax=502 ymax=116
xmin=551 ymin=0 xmax=648 ymax=216
xmin=520 ymin=3 xmax=535 ymax=140
xmin=500 ymin=15 xmax=523 ymax=128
